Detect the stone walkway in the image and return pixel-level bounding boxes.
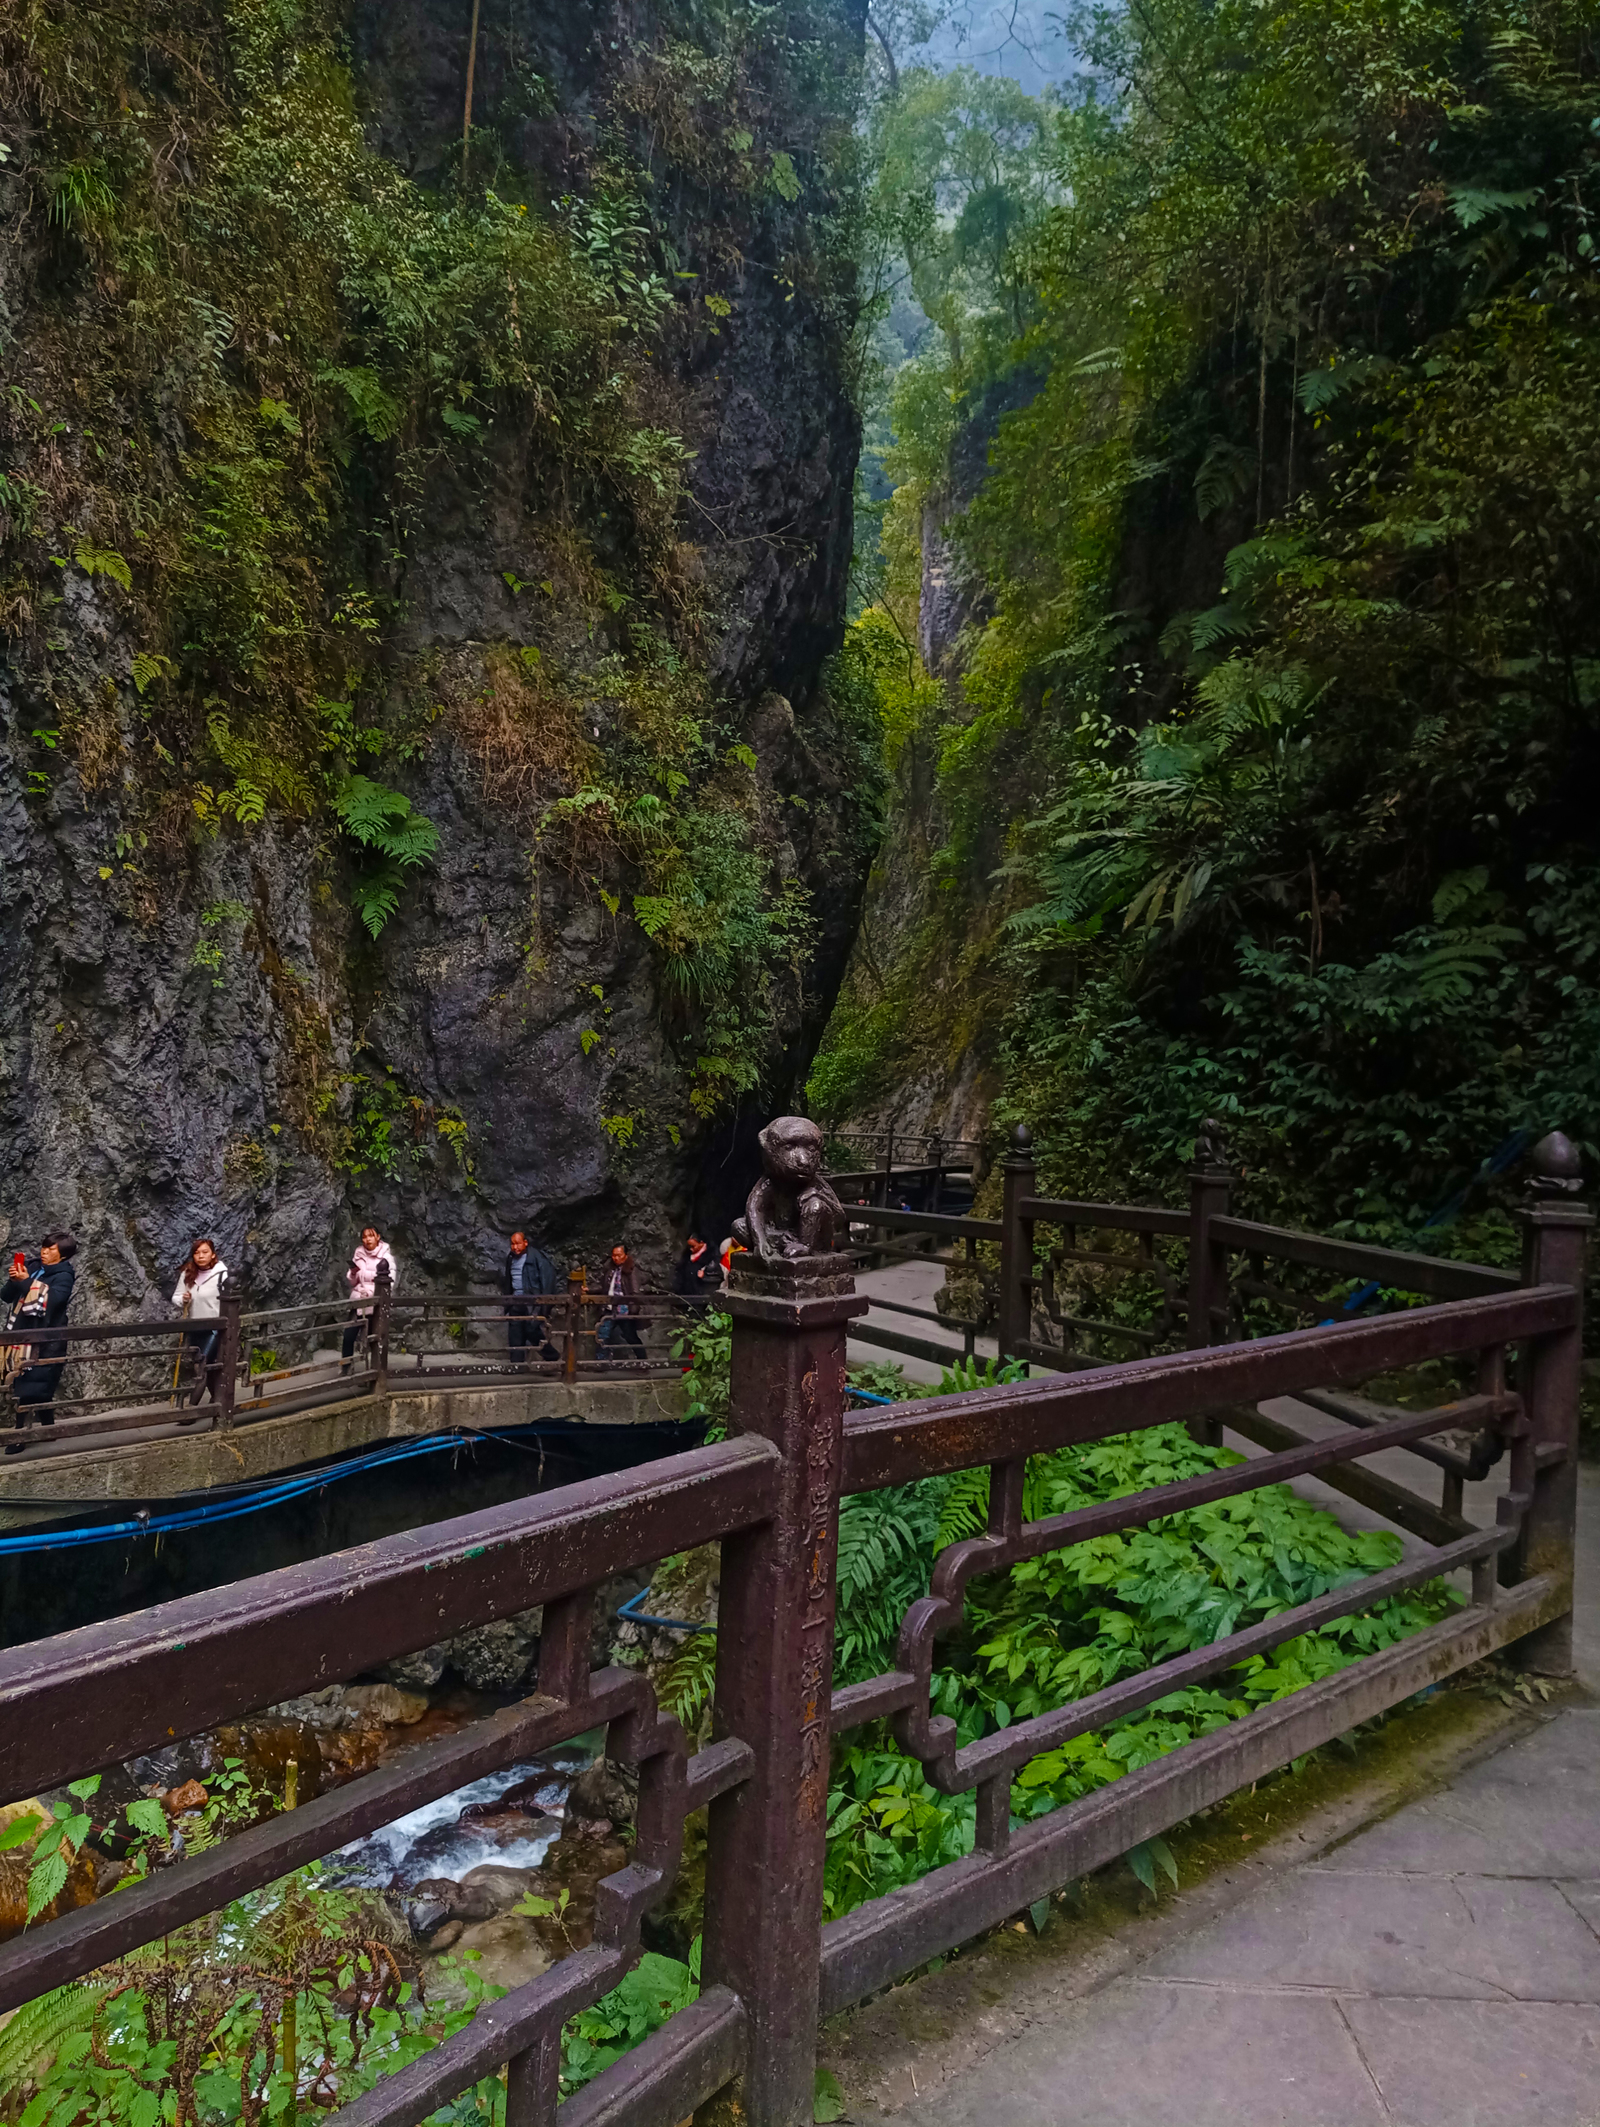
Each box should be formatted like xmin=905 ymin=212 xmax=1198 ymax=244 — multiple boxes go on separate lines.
xmin=878 ymin=1700 xmax=1600 ymax=2127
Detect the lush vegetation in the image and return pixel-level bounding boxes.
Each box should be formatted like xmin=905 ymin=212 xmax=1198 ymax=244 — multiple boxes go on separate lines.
xmin=651 ymin=1345 xmax=1459 ymax=1922
xmin=812 ymin=0 xmax=1600 ymax=1258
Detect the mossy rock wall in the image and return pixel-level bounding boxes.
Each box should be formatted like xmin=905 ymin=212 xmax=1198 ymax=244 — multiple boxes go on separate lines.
xmin=0 ymin=0 xmax=874 ymax=1303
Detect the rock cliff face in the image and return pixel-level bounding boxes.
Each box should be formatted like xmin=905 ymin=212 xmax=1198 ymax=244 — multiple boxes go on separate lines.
xmin=0 ymin=0 xmax=869 ymax=1307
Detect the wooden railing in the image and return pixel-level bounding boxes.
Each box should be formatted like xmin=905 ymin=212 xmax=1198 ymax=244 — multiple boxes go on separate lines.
xmin=0 ymin=1133 xmax=1586 ymax=2124
xmin=836 ymin=1124 xmax=1540 ymax=1385
xmin=0 ymin=1272 xmax=700 ymax=1457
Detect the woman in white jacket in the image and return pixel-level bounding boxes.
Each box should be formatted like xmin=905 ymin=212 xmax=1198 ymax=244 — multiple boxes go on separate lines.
xmin=343 ymin=1224 xmax=398 ymax=1368
xmin=172 ymin=1237 xmax=228 ymax=1410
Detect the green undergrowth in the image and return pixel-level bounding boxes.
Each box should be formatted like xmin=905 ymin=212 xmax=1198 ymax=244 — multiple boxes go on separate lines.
xmin=656 ymin=1337 xmax=1460 ymax=1925
xmin=821 ymin=1412 xmax=1455 ymax=1918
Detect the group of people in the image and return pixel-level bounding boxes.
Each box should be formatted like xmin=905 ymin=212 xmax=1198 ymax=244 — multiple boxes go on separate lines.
xmin=1 ymin=1219 xmax=738 ymax=1445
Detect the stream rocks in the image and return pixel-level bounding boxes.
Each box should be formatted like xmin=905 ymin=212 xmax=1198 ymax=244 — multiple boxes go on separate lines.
xmin=370 ymin=1607 xmax=543 ymax=1695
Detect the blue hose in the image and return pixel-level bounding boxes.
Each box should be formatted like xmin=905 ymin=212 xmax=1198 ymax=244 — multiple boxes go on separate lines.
xmin=0 ymin=1420 xmax=621 ymax=1556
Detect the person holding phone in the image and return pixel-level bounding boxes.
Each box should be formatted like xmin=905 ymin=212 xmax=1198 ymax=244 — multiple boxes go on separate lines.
xmin=3 ymin=1232 xmax=78 ymax=1451
xmin=342 ymin=1224 xmax=397 ymax=1370
xmin=171 ymin=1237 xmax=229 ymax=1414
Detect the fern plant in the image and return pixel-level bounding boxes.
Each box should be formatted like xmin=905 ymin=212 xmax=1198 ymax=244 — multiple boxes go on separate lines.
xmin=333 ymin=775 xmax=441 ymax=938
xmin=658 ymin=1632 xmax=719 ymax=1734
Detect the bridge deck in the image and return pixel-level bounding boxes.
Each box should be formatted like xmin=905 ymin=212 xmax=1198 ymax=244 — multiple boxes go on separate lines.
xmin=0 ymin=1362 xmax=690 ymax=1532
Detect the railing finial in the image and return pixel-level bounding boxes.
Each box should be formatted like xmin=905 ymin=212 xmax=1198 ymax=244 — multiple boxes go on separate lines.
xmin=1528 ymin=1129 xmax=1584 ymax=1197
xmin=1193 ymin=1115 xmax=1231 ymax=1173
xmin=1009 ymin=1122 xmax=1033 ymax=1156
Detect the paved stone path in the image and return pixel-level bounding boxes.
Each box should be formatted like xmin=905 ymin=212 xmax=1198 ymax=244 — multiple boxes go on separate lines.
xmin=882 ymin=1700 xmax=1600 ymax=2127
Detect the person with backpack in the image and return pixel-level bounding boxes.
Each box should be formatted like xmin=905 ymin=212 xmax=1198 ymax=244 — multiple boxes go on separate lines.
xmin=503 ymin=1230 xmax=559 ymax=1364
xmin=171 ymin=1237 xmax=229 ymax=1414
xmin=3 ymin=1231 xmax=78 ymax=1451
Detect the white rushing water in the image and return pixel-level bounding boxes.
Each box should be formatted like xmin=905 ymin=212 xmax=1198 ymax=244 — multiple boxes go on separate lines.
xmin=328 ymin=1748 xmax=589 ymax=1888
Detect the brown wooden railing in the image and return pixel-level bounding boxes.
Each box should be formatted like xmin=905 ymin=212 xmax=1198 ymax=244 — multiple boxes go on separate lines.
xmin=0 ymin=1271 xmax=698 ymax=1457
xmin=0 ymin=1132 xmax=1587 ymax=2125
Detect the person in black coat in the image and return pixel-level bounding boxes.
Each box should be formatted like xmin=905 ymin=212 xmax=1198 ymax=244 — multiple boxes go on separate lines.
xmin=4 ymin=1231 xmax=77 ymax=1449
xmin=503 ymin=1230 xmax=559 ymax=1364
xmin=672 ymin=1234 xmax=719 ymax=1304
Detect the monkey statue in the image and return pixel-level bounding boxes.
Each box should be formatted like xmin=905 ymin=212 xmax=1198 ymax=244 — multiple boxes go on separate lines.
xmin=730 ymin=1117 xmax=847 ymax=1262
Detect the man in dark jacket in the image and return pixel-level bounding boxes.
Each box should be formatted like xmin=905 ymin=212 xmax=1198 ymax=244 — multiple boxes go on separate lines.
xmin=503 ymin=1231 xmax=559 ymax=1364
xmin=672 ymin=1234 xmax=719 ymax=1303
xmin=4 ymin=1231 xmax=77 ymax=1449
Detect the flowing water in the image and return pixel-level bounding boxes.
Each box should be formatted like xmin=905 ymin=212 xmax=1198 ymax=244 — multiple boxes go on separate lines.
xmin=325 ymin=1739 xmax=599 ymax=1890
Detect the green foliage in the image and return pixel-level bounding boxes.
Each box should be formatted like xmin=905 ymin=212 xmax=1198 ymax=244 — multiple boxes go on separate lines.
xmin=823 ymin=1422 xmax=1459 ymax=1917
xmin=672 ymin=1306 xmax=732 ymax=1440
xmin=561 ymin=1943 xmax=701 ymax=2094
xmin=657 ymin=1634 xmax=719 ymax=1732
xmin=22 ymin=1777 xmax=101 ymax=1924
xmin=333 ymin=776 xmax=441 ymax=938
xmin=343 ymin=1064 xmax=472 ymax=1183
xmin=837 ymin=0 xmax=1600 ymax=1248
xmin=1 ymin=1862 xmax=506 ymax=2126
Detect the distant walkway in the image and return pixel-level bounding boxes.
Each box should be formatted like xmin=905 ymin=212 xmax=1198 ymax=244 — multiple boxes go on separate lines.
xmin=823 ymin=1467 xmax=1600 ymax=2127
xmin=847 ymin=1256 xmax=999 ymax=1384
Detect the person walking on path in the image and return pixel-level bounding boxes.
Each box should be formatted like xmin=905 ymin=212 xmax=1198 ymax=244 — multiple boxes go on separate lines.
xmin=672 ymin=1233 xmax=718 ymax=1303
xmin=171 ymin=1236 xmax=229 ymax=1416
xmin=503 ymin=1230 xmax=559 ymax=1364
xmin=343 ymin=1224 xmax=397 ymax=1368
xmin=599 ymin=1242 xmax=643 ymax=1359
xmin=3 ymin=1232 xmax=77 ymax=1451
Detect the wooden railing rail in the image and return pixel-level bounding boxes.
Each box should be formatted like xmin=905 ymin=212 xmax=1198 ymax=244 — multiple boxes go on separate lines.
xmin=0 ymin=1132 xmax=1585 ymax=2126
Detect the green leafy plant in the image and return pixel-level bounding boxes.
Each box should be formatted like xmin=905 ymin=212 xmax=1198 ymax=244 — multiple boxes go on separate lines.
xmin=672 ymin=1306 xmax=732 ymax=1439
xmin=332 ymin=776 xmax=441 ymax=939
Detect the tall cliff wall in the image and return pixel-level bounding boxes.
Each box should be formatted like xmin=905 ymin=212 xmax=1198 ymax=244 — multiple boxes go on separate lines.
xmin=0 ymin=0 xmax=871 ymax=1306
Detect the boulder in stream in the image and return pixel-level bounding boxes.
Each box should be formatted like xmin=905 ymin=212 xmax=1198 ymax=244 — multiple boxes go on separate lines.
xmin=450 ymin=1913 xmax=554 ymax=1990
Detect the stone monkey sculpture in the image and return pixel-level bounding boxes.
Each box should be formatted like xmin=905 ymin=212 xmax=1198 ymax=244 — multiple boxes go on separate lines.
xmin=730 ymin=1117 xmax=847 ymax=1262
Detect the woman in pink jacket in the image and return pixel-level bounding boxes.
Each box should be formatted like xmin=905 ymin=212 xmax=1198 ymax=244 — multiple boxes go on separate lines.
xmin=342 ymin=1224 xmax=397 ymax=1367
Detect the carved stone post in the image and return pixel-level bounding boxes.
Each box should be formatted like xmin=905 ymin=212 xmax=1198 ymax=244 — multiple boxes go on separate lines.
xmin=698 ymin=1247 xmax=866 ymax=2127
xmin=1512 ymin=1130 xmax=1591 ymax=1676
xmin=1187 ymin=1117 xmax=1232 ymax=1446
xmin=997 ymin=1125 xmax=1037 ymax=1370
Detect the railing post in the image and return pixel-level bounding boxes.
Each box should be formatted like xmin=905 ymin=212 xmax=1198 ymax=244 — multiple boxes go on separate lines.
xmin=698 ymin=1245 xmax=866 ymax=2127
xmin=1187 ymin=1117 xmax=1232 ymax=1446
xmin=216 ymin=1275 xmax=241 ymax=1433
xmin=565 ymin=1266 xmax=584 ymax=1380
xmin=1511 ymin=1130 xmax=1591 ymax=1675
xmin=998 ymin=1124 xmax=1036 ymax=1369
xmin=371 ymin=1261 xmax=391 ymax=1392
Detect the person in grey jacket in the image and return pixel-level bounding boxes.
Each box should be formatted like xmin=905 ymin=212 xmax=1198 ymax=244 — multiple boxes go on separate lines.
xmin=503 ymin=1231 xmax=559 ymax=1364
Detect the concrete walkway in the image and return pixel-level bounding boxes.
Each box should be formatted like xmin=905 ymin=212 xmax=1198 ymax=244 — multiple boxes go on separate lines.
xmin=871 ymin=1699 xmax=1600 ymax=2127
